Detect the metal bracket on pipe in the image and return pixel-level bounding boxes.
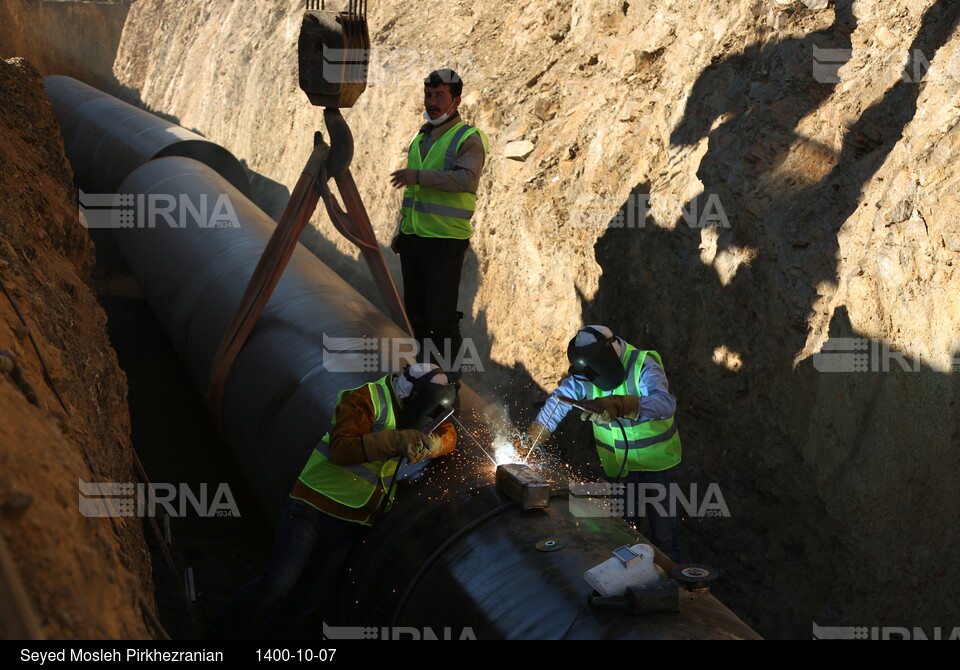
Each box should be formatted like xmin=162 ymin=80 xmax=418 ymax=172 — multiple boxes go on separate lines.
xmin=496 ymin=463 xmax=551 ymax=510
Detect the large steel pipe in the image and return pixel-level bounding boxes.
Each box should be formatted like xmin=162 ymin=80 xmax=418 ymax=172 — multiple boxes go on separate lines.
xmin=114 ymin=157 xmax=395 ymax=521
xmin=44 ymin=75 xmax=251 ymax=197
xmin=46 ymin=80 xmax=759 ymax=638
xmin=111 ymin=156 xmax=758 ymax=639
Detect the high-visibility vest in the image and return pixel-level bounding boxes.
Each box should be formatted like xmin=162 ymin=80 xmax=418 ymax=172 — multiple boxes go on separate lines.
xmin=294 ymin=375 xmax=400 ymax=525
xmin=586 ymin=345 xmax=682 ymax=477
xmin=400 ymin=121 xmax=489 ymax=239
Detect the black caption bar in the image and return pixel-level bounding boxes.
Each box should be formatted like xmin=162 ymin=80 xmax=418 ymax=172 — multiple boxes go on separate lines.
xmin=5 ymin=641 xmax=342 ymax=665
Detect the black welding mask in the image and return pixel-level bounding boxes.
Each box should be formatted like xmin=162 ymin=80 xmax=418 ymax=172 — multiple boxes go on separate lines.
xmin=397 ymin=366 xmax=457 ymax=431
xmin=566 ymin=326 xmax=626 ymax=391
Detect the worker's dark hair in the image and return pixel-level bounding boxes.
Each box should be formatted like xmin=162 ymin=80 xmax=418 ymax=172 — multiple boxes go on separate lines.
xmin=424 ymin=69 xmax=463 ymax=97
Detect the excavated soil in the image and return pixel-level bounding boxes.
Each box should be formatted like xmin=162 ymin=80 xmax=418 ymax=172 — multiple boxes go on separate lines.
xmin=0 ymin=56 xmax=154 ymax=639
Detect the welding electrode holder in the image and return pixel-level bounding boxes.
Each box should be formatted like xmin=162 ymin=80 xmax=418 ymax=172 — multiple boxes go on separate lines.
xmin=556 ymin=394 xmax=604 ymax=417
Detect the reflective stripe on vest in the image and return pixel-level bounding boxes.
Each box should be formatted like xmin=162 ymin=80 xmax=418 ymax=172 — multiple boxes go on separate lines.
xmin=400 ymin=197 xmax=475 ymax=221
xmin=443 ymin=123 xmax=474 ymax=169
xmin=400 ymin=122 xmax=489 ymax=239
xmin=588 ymin=346 xmax=682 ymax=476
xmin=296 ymin=375 xmax=400 ymax=513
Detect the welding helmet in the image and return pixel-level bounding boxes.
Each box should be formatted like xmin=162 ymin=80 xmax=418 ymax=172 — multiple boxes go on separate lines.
xmin=397 ymin=364 xmax=457 ymax=432
xmin=566 ymin=326 xmax=626 ymax=391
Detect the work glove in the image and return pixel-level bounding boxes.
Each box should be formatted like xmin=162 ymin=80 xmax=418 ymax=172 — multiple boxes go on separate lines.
xmin=361 ymin=429 xmax=433 ymax=462
xmin=524 ymin=421 xmax=551 ymax=448
xmin=579 ymin=395 xmax=641 ymax=425
xmin=415 ymin=432 xmax=446 ymax=463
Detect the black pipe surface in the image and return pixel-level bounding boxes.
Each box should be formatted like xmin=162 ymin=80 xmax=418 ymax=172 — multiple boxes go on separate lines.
xmin=44 ymin=75 xmax=251 ymax=197
xmin=112 ymin=157 xmax=758 ymax=639
xmin=115 ymin=157 xmax=397 ymax=521
xmin=45 ymin=81 xmax=759 ymax=638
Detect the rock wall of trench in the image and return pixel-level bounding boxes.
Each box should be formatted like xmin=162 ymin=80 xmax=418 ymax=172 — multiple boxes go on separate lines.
xmin=0 ymin=0 xmax=131 ymax=91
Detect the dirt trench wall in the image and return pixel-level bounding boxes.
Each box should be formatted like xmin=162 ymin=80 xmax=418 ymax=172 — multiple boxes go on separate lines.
xmin=0 ymin=57 xmax=153 ymax=639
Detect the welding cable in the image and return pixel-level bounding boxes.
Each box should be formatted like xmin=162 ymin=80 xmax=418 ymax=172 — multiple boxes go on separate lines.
xmin=529 ymin=415 xmax=630 ymax=502
xmin=614 ymin=418 xmax=630 ymax=480
xmin=389 ymin=500 xmax=515 ymax=627
xmin=383 ymin=456 xmax=407 ymax=510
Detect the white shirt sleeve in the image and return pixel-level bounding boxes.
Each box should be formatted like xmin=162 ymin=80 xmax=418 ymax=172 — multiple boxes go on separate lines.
xmin=636 ymin=356 xmax=677 ymax=421
xmin=534 ymin=375 xmax=587 ymax=434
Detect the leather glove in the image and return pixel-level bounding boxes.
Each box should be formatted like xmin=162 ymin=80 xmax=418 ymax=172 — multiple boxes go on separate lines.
xmin=579 ymin=395 xmax=641 ymax=425
xmin=361 ymin=429 xmax=431 ymax=462
xmin=414 ymin=432 xmax=446 ymax=462
xmin=524 ymin=421 xmax=551 ymax=448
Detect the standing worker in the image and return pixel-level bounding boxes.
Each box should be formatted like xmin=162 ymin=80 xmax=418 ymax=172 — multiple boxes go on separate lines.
xmin=525 ymin=326 xmax=684 ymax=563
xmin=390 ymin=69 xmax=489 ymax=381
xmin=209 ymin=363 xmax=458 ymax=638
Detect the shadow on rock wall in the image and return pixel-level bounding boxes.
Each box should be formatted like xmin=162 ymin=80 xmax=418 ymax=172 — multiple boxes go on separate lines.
xmin=581 ymin=0 xmax=960 ymax=639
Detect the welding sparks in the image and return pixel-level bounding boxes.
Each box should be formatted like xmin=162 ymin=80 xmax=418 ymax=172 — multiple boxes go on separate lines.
xmin=451 ymin=414 xmax=498 ymax=466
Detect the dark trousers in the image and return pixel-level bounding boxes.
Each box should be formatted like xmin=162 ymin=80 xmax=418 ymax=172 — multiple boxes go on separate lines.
xmin=397 ymin=233 xmax=469 ymax=378
xmin=209 ymin=498 xmax=362 ymax=639
xmin=611 ymin=464 xmax=684 ymax=564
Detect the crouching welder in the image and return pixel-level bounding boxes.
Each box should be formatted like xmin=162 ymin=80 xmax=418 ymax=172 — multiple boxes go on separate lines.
xmin=524 ymin=325 xmax=684 ymax=563
xmin=209 ymin=363 xmax=458 ymax=638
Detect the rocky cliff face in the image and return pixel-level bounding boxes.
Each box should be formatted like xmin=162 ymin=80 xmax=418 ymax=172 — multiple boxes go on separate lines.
xmin=0 ymin=57 xmax=154 ymax=638
xmin=4 ymin=0 xmax=958 ymax=638
xmin=0 ymin=0 xmax=130 ymax=91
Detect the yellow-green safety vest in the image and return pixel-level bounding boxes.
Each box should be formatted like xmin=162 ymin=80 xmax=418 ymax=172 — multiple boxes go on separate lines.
xmin=294 ymin=375 xmax=400 ymax=525
xmin=587 ymin=345 xmax=682 ymax=477
xmin=400 ymin=122 xmax=489 ymax=239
